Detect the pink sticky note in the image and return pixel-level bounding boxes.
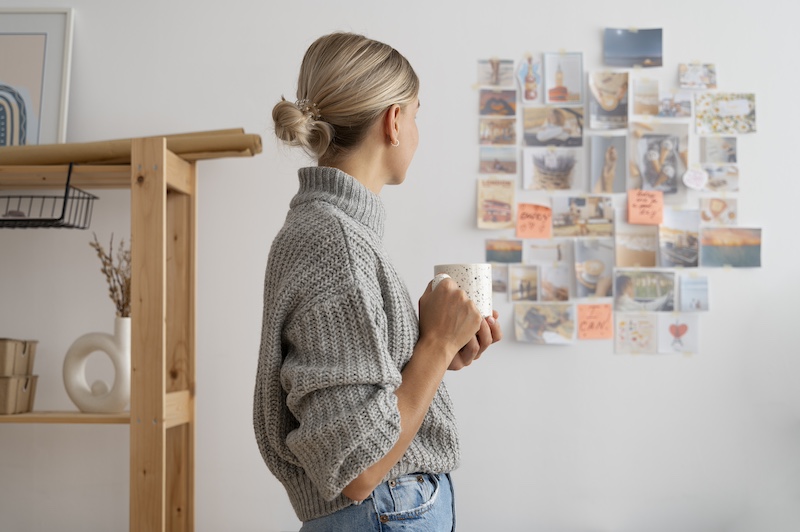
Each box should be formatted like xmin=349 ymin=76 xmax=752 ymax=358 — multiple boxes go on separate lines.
xmin=627 ymin=190 xmax=663 ymax=225
xmin=516 ymin=203 xmax=552 ymax=239
xmin=577 ymin=303 xmax=613 ymax=340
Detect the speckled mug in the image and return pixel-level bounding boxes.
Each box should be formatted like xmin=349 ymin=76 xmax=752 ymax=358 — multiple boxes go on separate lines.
xmin=433 ymin=263 xmax=493 ymax=317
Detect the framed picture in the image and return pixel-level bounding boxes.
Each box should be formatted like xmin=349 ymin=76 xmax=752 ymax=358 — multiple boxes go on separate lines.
xmin=0 ymin=8 xmax=74 ymax=146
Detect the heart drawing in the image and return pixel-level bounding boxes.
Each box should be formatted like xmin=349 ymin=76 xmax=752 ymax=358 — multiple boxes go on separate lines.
xmin=669 ymin=323 xmax=688 ymax=339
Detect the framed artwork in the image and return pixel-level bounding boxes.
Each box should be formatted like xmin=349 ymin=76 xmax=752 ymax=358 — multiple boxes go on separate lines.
xmin=0 ymin=8 xmax=74 ymax=146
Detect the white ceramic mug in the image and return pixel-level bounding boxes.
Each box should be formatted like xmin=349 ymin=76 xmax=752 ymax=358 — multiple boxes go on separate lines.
xmin=433 ymin=263 xmax=493 ymax=318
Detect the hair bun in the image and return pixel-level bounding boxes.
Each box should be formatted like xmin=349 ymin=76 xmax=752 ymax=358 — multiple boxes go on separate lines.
xmin=272 ymin=97 xmax=333 ymax=159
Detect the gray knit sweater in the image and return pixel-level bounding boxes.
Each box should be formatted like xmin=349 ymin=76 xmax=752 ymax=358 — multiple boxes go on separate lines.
xmin=253 ymin=166 xmax=460 ymax=522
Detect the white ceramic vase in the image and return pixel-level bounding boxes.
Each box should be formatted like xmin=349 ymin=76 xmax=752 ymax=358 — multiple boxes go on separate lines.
xmin=63 ymin=316 xmax=131 ymax=413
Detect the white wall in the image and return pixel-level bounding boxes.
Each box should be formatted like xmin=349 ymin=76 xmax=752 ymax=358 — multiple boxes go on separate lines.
xmin=1 ymin=1 xmax=798 ymax=531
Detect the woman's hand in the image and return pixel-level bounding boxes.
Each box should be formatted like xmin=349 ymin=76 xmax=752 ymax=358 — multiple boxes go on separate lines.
xmin=448 ymin=310 xmax=502 ymax=371
xmin=418 ymin=278 xmax=483 ymax=366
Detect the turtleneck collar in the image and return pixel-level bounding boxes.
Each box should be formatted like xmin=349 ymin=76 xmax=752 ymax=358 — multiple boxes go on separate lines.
xmin=291 ymin=166 xmax=386 ymax=238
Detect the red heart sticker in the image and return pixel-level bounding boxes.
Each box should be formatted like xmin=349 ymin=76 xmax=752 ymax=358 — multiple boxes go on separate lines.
xmin=669 ymin=323 xmax=688 ymax=338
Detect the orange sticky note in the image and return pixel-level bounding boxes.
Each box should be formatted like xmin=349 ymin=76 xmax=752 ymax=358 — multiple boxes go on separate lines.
xmin=627 ymin=189 xmax=663 ymax=225
xmin=577 ymin=303 xmax=613 ymax=340
xmin=516 ymin=203 xmax=552 ymax=239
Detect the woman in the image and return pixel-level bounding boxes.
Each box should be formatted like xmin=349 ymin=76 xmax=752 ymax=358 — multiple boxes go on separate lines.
xmin=253 ymin=32 xmax=502 ymax=530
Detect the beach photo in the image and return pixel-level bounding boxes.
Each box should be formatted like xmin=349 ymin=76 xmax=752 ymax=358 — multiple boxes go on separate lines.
xmin=543 ymin=52 xmax=583 ymax=105
xmin=486 ymin=238 xmax=524 ymax=263
xmin=522 ymin=147 xmax=583 ymax=191
xmin=633 ymin=78 xmax=659 ymax=116
xmin=551 ymin=196 xmax=614 ymax=238
xmin=509 ymin=264 xmax=539 ymax=301
xmin=479 ymin=146 xmax=517 ymax=174
xmin=514 ymin=302 xmax=576 ymax=345
xmin=574 ymin=238 xmax=614 ymax=298
xmin=659 ymin=208 xmax=700 ymax=268
xmin=614 ymin=269 xmax=675 ymax=312
xmin=479 ymin=88 xmax=517 ymax=116
xmin=522 ymin=106 xmax=583 ymax=147
xmin=590 ymin=135 xmax=627 ymax=193
xmin=700 ymin=228 xmax=762 ymax=268
xmin=491 ymin=263 xmax=509 ymax=294
xmin=603 ymin=28 xmax=663 ymax=68
xmin=680 ymin=275 xmax=710 ymax=312
xmin=477 ymin=58 xmax=515 ymax=87
xmin=588 ymin=71 xmax=629 ymax=130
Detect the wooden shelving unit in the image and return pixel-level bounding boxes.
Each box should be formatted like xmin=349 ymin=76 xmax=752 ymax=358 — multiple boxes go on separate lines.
xmin=0 ymin=131 xmax=260 ymax=532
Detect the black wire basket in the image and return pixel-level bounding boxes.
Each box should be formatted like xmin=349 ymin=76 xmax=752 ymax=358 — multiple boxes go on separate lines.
xmin=0 ymin=163 xmax=98 ymax=229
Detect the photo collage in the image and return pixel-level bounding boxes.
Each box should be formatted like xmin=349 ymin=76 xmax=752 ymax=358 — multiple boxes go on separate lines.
xmin=475 ymin=28 xmax=761 ymax=354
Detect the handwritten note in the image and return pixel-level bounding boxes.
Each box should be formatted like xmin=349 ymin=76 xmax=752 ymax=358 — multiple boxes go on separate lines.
xmin=577 ymin=303 xmax=613 ymax=340
xmin=516 ymin=203 xmax=552 ymax=239
xmin=627 ymin=190 xmax=663 ymax=225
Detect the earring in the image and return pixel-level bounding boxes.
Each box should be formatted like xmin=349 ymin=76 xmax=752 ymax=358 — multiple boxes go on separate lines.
xmin=391 ymin=139 xmax=399 ymax=147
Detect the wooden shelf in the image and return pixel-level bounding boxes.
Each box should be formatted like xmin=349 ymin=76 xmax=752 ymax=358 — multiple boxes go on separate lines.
xmin=0 ymin=165 xmax=131 ymax=190
xmin=0 ymin=410 xmax=130 ymax=424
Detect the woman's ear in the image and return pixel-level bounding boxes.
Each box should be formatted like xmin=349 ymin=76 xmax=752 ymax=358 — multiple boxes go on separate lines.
xmin=384 ymin=104 xmax=401 ymax=145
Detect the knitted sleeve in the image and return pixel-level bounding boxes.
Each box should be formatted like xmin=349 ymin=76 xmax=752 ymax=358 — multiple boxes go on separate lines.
xmin=280 ymin=282 xmax=403 ymax=501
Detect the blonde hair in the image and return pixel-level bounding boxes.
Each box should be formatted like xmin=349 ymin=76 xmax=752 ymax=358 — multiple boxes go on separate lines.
xmin=273 ymin=32 xmax=419 ymax=160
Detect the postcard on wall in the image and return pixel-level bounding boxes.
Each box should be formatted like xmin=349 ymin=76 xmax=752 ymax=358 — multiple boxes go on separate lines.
xmin=479 ymin=146 xmax=517 ymax=174
xmin=574 ymin=238 xmax=614 ymax=298
xmin=514 ymin=302 xmax=576 ymax=345
xmin=700 ymin=197 xmax=737 ymax=226
xmin=486 ymin=239 xmax=524 ymax=263
xmin=525 ymin=239 xmax=571 ymax=265
xmin=491 ymin=263 xmax=509 ymax=294
xmin=658 ymin=313 xmax=700 ymax=355
xmin=522 ymin=106 xmax=583 ymax=147
xmin=517 ymin=53 xmax=543 ymax=104
xmin=614 ymin=269 xmax=675 ymax=312
xmin=603 ymin=28 xmax=663 ymax=68
xmin=703 ymin=164 xmax=739 ymax=193
xmin=659 ymin=208 xmax=700 ymax=268
xmin=540 ymin=262 xmax=571 ymax=302
xmin=678 ymin=63 xmax=717 ymax=90
xmin=695 ymin=93 xmax=756 ymax=135
xmin=509 ymin=264 xmax=539 ymax=301
xmin=477 ymin=58 xmax=515 ymax=87
xmin=479 ymin=89 xmax=517 ymax=116
xmin=577 ymin=303 xmax=613 ymax=340
xmin=633 ymin=78 xmax=660 ymax=116
xmin=479 ymin=117 xmax=516 ymax=145
xmin=551 ymin=196 xmax=614 ymax=238
xmin=700 ymin=228 xmax=762 ymax=268
xmin=700 ymin=136 xmax=737 ymax=164
xmin=616 ymin=214 xmax=658 ymax=268
xmin=516 ymin=203 xmax=552 ymax=239
xmin=543 ymin=52 xmax=583 ymax=105
xmin=615 ymin=312 xmax=659 ymax=354
xmin=588 ymin=71 xmax=629 ymax=130
xmin=522 ymin=147 xmax=584 ymax=192
xmin=680 ymin=274 xmax=710 ymax=312
xmin=590 ymin=135 xmax=627 ymax=193
xmin=657 ymin=91 xmax=692 ymax=118
xmin=629 ymin=122 xmax=689 ymax=194
xmin=477 ymin=178 xmax=515 ymax=229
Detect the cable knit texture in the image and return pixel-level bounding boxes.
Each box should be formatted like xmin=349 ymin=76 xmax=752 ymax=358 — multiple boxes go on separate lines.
xmin=253 ymin=166 xmax=460 ymax=522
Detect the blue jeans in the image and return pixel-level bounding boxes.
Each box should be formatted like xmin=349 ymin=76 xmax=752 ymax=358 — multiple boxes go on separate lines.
xmin=300 ymin=472 xmax=455 ymax=531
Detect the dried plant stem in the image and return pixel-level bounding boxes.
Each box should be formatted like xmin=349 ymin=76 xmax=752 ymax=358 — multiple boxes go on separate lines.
xmin=90 ymin=232 xmax=132 ymax=318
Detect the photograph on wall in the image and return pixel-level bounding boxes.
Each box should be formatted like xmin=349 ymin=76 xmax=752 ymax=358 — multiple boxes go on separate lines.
xmin=509 ymin=264 xmax=539 ymax=301
xmin=703 ymin=164 xmax=739 ymax=193
xmin=479 ymin=146 xmax=517 ymax=174
xmin=479 ymin=89 xmax=517 ymax=116
xmin=517 ymin=53 xmax=543 ymax=104
xmin=491 ymin=263 xmax=509 ymax=294
xmin=680 ymin=275 xmax=710 ymax=312
xmin=614 ymin=269 xmax=675 ymax=312
xmin=695 ymin=92 xmax=756 ymax=135
xmin=658 ymin=313 xmax=700 ymax=354
xmin=700 ymin=228 xmax=762 ymax=268
xmin=543 ymin=52 xmax=583 ymax=105
xmin=522 ymin=147 xmax=583 ymax=191
xmin=0 ymin=10 xmax=74 ymax=145
xmin=615 ymin=312 xmax=659 ymax=354
xmin=486 ymin=239 xmax=524 ymax=263
xmin=603 ymin=28 xmax=663 ymax=68
xmin=588 ymin=71 xmax=629 ymax=130
xmin=479 ymin=117 xmax=516 ymax=145
xmin=514 ymin=302 xmax=576 ymax=345
xmin=632 ymin=78 xmax=660 ymax=116
xmin=551 ymin=196 xmax=614 ymax=238
xmin=679 ymin=63 xmax=717 ymax=90
xmin=659 ymin=208 xmax=700 ymax=268
xmin=477 ymin=178 xmax=515 ymax=229
xmin=701 ymin=136 xmax=737 ymax=164
xmin=629 ymin=122 xmax=689 ymax=194
xmin=700 ymin=197 xmax=738 ymax=226
xmin=615 ymin=214 xmax=658 ymax=267
xmin=590 ymin=135 xmax=627 ymax=193
xmin=477 ymin=58 xmax=515 ymax=87
xmin=658 ymin=91 xmax=692 ymax=118
xmin=522 ymin=106 xmax=583 ymax=147
xmin=574 ymin=238 xmax=614 ymax=298
xmin=540 ymin=262 xmax=571 ymax=302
